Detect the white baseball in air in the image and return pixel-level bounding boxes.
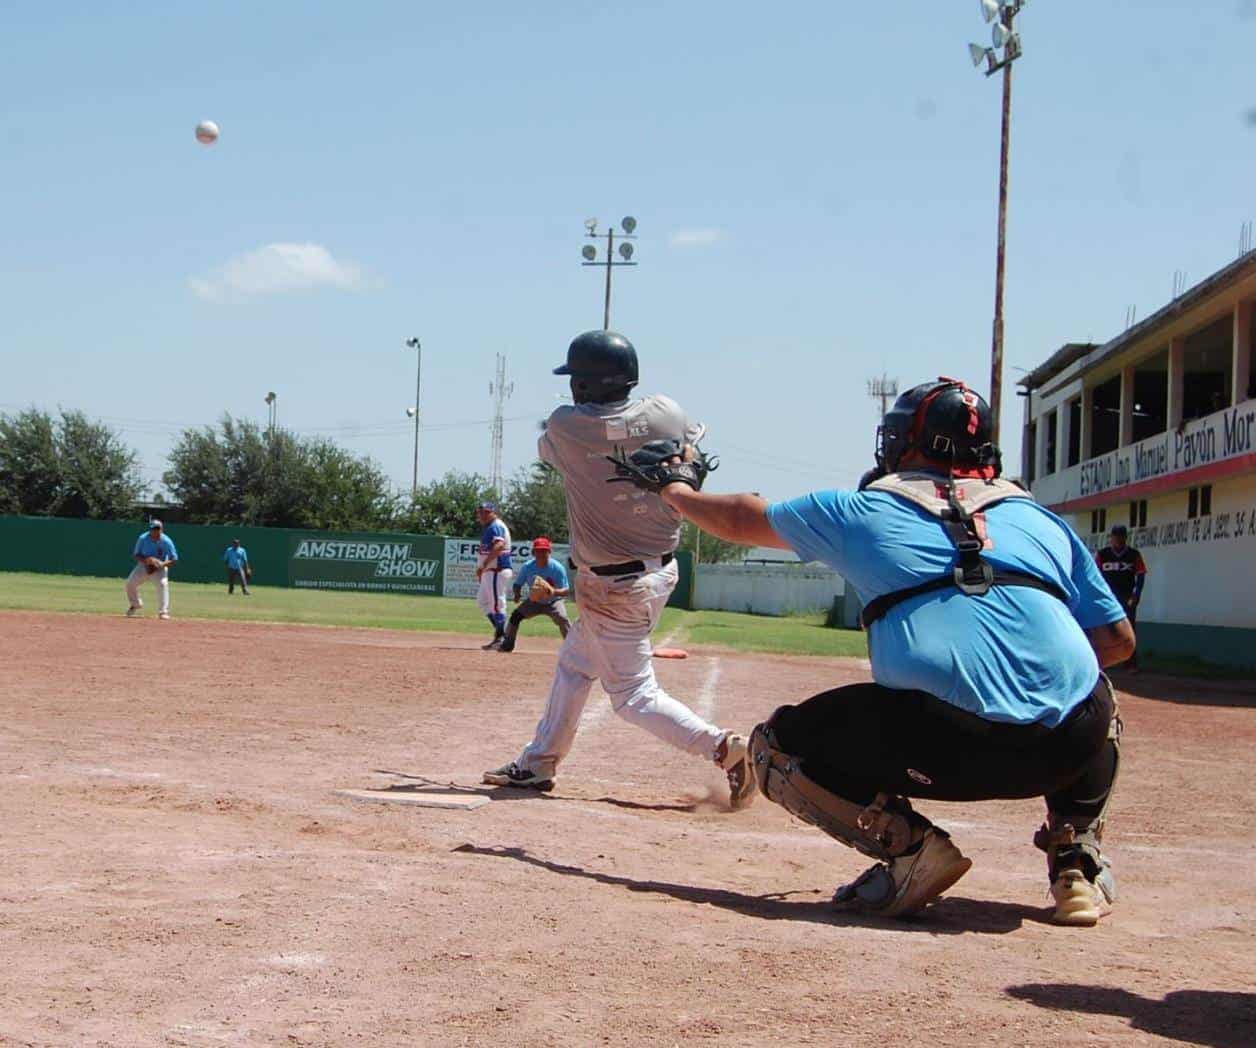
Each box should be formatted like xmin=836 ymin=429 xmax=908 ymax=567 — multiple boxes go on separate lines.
xmin=195 ymin=120 xmax=220 ymax=145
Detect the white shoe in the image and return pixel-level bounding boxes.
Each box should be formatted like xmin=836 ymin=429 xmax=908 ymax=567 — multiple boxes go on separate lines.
xmin=834 ymin=829 xmax=972 ymax=918
xmin=1050 ymin=867 xmax=1114 ymax=926
xmin=717 ymin=733 xmax=757 ymax=810
xmin=158 ymin=612 xmax=170 ymax=620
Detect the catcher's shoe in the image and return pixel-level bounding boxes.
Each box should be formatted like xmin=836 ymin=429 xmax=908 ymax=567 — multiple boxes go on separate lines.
xmin=717 ymin=732 xmax=757 ymax=810
xmin=482 ymin=762 xmax=554 ymax=791
xmin=833 ymin=828 xmax=972 ymax=919
xmin=1050 ymin=866 xmax=1114 ymax=927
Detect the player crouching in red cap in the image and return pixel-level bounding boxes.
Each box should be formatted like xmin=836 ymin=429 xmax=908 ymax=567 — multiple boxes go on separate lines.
xmin=499 ymin=537 xmax=573 ymax=653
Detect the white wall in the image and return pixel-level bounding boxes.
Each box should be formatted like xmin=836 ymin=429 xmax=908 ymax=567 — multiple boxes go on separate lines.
xmin=694 ymin=563 xmax=843 ymax=616
xmin=1072 ymin=472 xmax=1256 ymax=629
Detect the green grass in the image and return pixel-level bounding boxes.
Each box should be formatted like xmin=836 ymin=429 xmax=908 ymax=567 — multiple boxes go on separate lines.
xmin=0 ymin=571 xmax=869 ymax=659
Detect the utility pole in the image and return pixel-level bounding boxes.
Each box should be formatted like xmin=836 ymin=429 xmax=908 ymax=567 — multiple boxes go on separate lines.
xmin=488 ymin=353 xmax=514 ymax=496
xmin=969 ymin=0 xmax=1026 ymax=439
xmin=581 ymin=216 xmax=638 ymax=330
xmin=405 ymin=336 xmax=421 ymax=496
xmin=867 ymin=374 xmax=899 ymax=418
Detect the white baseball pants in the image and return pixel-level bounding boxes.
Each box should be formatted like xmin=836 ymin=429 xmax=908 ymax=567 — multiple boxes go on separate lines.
xmin=517 ymin=559 xmax=725 ymax=779
xmin=476 ymin=568 xmax=514 ymax=615
xmin=125 ymin=564 xmax=170 ymax=614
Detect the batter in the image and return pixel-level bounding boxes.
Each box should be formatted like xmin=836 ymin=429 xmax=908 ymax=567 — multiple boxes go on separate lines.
xmin=483 ymin=330 xmax=753 ymax=807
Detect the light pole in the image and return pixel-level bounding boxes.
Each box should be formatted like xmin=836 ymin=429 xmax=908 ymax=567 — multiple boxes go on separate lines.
xmin=581 ymin=216 xmax=638 ymax=330
xmin=405 ymin=336 xmax=421 ymax=496
xmin=969 ymin=0 xmax=1026 ymax=439
xmin=264 ymin=391 xmax=277 ymax=438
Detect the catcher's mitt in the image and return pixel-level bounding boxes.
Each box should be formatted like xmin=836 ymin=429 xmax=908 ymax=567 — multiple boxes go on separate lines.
xmin=529 ymin=576 xmax=556 ymax=602
xmin=606 ymin=439 xmax=718 ymax=495
xmin=144 ymin=556 xmax=162 ymax=574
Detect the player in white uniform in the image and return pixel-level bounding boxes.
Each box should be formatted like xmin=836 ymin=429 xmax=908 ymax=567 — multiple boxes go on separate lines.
xmin=125 ymin=519 xmax=178 ymax=619
xmin=475 ymin=502 xmax=515 ymax=650
xmin=483 ymin=331 xmax=754 ymax=808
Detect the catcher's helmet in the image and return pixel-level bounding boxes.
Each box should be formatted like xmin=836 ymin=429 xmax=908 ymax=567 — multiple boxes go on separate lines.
xmin=876 ymin=377 xmax=1001 ymax=475
xmin=554 ymin=330 xmax=638 ymax=401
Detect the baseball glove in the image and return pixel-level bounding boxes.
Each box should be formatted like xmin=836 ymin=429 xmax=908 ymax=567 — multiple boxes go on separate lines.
xmin=606 ymin=439 xmax=718 ymax=495
xmin=144 ymin=556 xmax=162 ymax=574
xmin=530 ymin=576 xmax=556 ymax=602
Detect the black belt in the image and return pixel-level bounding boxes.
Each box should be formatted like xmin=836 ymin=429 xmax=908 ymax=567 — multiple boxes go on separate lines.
xmin=579 ymin=552 xmax=674 ymax=577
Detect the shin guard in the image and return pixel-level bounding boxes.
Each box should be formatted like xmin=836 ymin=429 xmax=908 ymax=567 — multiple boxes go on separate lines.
xmin=749 ymin=723 xmax=928 ymax=862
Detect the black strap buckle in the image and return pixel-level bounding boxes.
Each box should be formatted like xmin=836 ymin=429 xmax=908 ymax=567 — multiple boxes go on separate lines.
xmin=953 ymin=537 xmax=993 ymax=595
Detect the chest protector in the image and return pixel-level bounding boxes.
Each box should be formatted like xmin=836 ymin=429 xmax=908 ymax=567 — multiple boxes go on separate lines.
xmin=859 ymin=471 xmax=1069 ymax=628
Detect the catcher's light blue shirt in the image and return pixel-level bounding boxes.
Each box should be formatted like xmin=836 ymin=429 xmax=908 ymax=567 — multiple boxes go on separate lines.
xmin=766 ymin=488 xmax=1126 ymax=727
xmin=133 ymin=531 xmax=178 ymax=562
xmin=223 ymin=546 xmax=249 ymax=570
xmin=480 ymin=520 xmax=512 ymax=569
xmin=515 ymin=558 xmax=569 ymax=604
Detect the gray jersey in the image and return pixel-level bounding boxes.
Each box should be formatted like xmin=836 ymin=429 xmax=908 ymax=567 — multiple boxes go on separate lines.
xmin=539 ymin=394 xmax=703 ymax=568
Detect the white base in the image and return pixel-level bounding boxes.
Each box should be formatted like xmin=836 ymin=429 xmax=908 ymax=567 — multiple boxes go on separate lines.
xmin=334 ymin=787 xmax=489 ymax=810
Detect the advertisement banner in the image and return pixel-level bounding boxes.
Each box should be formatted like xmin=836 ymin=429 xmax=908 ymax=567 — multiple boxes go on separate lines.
xmin=287 ymin=532 xmax=445 ymax=594
xmin=442 ymin=538 xmax=571 ymax=598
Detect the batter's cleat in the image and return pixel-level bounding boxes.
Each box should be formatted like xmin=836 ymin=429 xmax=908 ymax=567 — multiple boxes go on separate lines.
xmin=1049 ymin=867 xmax=1114 ymax=927
xmin=832 ymin=828 xmax=972 ymax=919
xmin=481 ymin=637 xmax=503 ymax=651
xmin=717 ymin=732 xmax=757 ymax=810
xmin=482 ymin=762 xmax=554 ymax=791
xmin=126 ymin=605 xmax=141 ymax=617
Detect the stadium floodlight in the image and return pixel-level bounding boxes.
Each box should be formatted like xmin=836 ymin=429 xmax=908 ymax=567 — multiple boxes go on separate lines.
xmin=969 ymin=42 xmax=990 ymax=67
xmin=405 ymin=407 xmax=416 ymax=418
xmin=619 ymin=242 xmax=634 ymax=260
xmin=264 ymin=391 xmax=276 ymax=404
xmin=582 ymin=244 xmax=597 ymax=261
xmin=621 ymin=215 xmax=637 ymax=234
xmin=981 ymin=0 xmax=1000 ymax=23
xmin=584 ymin=217 xmax=598 ymax=234
xmin=992 ymin=21 xmax=1012 ymax=48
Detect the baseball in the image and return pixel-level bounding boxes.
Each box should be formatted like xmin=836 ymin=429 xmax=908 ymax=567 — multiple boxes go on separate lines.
xmin=195 ymin=120 xmax=220 ymax=145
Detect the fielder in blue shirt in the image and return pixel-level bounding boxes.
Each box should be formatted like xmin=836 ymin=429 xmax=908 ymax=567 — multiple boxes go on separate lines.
xmin=610 ymin=378 xmax=1134 ymax=928
xmin=126 ymin=519 xmax=179 ymax=619
xmin=223 ymin=538 xmax=251 ymax=596
xmin=499 ymin=537 xmax=571 ymax=653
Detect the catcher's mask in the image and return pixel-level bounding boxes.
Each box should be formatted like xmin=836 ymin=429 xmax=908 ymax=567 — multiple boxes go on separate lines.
xmin=555 ymin=330 xmax=639 ymax=404
xmin=874 ymin=377 xmax=1002 ymax=478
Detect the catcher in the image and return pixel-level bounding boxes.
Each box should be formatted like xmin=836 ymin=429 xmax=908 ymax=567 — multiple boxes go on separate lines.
xmin=499 ymin=537 xmax=571 ymax=653
xmin=125 ymin=519 xmax=179 ymax=620
xmin=609 ymin=379 xmax=1134 ymax=926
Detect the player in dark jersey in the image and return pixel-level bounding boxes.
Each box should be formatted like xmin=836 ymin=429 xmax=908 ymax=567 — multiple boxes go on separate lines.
xmin=1095 ymin=525 xmax=1147 ymax=671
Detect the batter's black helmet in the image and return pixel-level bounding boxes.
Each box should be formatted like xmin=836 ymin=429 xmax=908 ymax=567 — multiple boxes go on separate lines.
xmin=875 ymin=377 xmax=1001 ymax=476
xmin=554 ymin=330 xmax=638 ymax=401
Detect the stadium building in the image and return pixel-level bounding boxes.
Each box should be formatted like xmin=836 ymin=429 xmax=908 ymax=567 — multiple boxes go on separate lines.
xmin=1019 ymin=251 xmax=1256 ymax=669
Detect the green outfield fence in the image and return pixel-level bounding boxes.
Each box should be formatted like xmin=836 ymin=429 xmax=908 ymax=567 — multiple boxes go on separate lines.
xmin=0 ymin=516 xmax=695 ymax=609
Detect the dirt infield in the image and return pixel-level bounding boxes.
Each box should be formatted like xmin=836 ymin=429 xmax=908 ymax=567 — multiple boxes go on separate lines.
xmin=1 ymin=611 xmax=1253 ymax=1047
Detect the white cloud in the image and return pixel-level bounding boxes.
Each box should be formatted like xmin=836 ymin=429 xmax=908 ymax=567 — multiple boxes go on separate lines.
xmin=189 ymin=243 xmax=366 ymax=303
xmin=668 ymin=228 xmax=724 ymax=248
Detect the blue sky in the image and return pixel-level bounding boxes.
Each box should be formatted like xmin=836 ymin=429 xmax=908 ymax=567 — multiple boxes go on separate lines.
xmin=3 ymin=1 xmax=1254 ymax=503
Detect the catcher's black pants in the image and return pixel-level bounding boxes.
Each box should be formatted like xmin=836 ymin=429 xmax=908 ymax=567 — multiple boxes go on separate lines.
xmin=766 ymin=677 xmax=1116 ymax=819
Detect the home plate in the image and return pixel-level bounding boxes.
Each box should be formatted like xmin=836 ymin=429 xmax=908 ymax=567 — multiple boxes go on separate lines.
xmin=334 ymin=787 xmax=489 ymax=810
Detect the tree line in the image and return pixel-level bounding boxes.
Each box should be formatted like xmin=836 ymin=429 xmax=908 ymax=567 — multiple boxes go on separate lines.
xmin=0 ymin=407 xmax=744 ymax=560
